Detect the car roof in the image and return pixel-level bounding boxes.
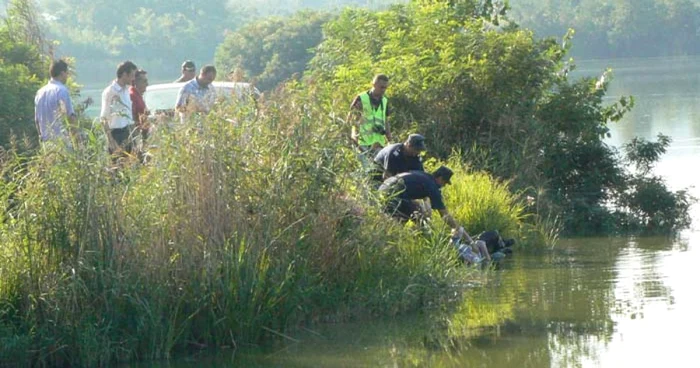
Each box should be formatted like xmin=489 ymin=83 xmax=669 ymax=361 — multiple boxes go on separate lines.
xmin=146 ymin=81 xmax=254 ymax=91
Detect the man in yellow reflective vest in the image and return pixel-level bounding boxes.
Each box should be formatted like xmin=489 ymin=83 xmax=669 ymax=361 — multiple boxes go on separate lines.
xmin=348 ymin=74 xmax=393 ymax=153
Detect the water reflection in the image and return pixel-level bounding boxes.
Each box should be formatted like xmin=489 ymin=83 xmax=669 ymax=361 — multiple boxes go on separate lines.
xmin=121 ymin=233 xmax=696 ymax=368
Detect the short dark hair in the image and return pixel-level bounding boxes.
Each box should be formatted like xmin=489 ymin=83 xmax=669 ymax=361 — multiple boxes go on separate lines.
xmin=50 ymin=59 xmax=69 ymax=78
xmin=200 ymin=65 xmax=217 ymax=75
xmin=182 ymin=60 xmax=195 ymax=71
xmin=133 ymin=69 xmax=148 ymax=85
xmin=116 ymin=61 xmax=138 ymax=78
xmin=373 ymin=74 xmax=389 ymax=83
xmin=432 ymin=166 xmax=454 ymax=184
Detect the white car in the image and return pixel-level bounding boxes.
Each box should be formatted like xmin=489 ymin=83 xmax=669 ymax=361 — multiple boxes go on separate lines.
xmin=144 ymin=81 xmax=260 ymax=117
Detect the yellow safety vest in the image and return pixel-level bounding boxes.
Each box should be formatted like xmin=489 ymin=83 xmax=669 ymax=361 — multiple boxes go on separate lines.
xmin=354 ymin=92 xmax=387 ymax=147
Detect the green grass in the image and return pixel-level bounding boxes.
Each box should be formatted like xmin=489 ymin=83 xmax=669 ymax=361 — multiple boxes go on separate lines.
xmin=0 ymin=84 xmax=554 ymax=366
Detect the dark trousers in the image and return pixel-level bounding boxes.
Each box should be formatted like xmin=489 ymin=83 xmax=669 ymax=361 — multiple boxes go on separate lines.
xmin=379 ymin=177 xmax=419 ymax=221
xmin=109 ymin=126 xmax=135 ymax=155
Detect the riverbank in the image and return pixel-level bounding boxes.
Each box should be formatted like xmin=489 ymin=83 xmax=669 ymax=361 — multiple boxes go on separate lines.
xmin=0 ymin=88 xmax=547 ymax=366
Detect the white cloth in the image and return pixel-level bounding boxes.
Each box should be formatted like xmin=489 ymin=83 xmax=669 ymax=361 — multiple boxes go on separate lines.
xmin=100 ymin=80 xmax=133 ymax=129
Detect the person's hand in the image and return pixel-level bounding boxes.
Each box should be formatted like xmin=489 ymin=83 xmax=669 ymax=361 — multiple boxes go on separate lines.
xmin=452 ymin=226 xmax=472 ymax=243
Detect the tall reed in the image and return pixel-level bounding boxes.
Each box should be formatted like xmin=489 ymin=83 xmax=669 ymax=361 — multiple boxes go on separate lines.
xmin=0 ymin=83 xmax=550 ymax=366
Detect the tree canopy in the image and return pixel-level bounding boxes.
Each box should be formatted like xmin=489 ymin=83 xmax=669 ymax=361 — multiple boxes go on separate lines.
xmin=0 ymin=0 xmax=47 ymax=147
xmin=509 ymin=0 xmax=700 ymax=58
xmin=305 ymin=0 xmax=690 ymax=233
xmin=215 ymin=11 xmax=331 ymax=91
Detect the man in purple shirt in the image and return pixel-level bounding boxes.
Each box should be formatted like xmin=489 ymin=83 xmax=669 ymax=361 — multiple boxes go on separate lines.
xmin=34 ymin=59 xmax=76 ymax=144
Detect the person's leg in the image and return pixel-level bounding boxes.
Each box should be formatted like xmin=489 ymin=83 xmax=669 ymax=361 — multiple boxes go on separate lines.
xmin=473 ymin=240 xmax=491 ymax=261
xmin=395 ymin=198 xmax=419 ymax=221
xmin=109 ymin=127 xmax=128 ymax=155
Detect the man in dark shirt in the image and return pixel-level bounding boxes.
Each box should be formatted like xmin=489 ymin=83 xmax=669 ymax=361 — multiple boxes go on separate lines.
xmin=175 ymin=60 xmax=196 ymax=83
xmin=373 ymin=133 xmax=426 ymax=182
xmin=379 ymin=166 xmax=472 ymax=241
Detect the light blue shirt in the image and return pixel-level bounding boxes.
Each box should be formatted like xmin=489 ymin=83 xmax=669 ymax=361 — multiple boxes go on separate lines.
xmin=34 ymin=79 xmax=75 ymax=141
xmin=175 ymin=78 xmax=216 ymax=113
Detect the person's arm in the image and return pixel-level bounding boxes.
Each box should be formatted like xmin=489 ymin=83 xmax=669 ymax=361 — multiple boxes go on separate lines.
xmin=60 ymin=89 xmax=78 ymax=139
xmin=100 ymin=90 xmax=118 ymax=151
xmin=382 ymin=150 xmax=397 ymax=179
xmin=442 ymin=214 xmax=478 ymax=249
xmin=175 ymin=86 xmax=188 ymax=113
xmin=474 ymin=240 xmax=491 ymax=261
xmin=438 ymin=208 xmax=461 ymax=230
xmin=384 ymin=103 xmax=392 ymax=142
xmin=347 ymin=96 xmax=362 ymax=146
xmin=34 ymin=96 xmax=42 ymax=140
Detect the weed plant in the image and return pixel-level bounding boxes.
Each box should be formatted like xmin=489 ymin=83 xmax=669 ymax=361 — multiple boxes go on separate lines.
xmin=0 ymin=83 xmax=543 ymax=366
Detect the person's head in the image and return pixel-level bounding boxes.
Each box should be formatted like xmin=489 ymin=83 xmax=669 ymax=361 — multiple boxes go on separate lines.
xmin=404 ymin=133 xmax=426 ymax=156
xmin=116 ymin=60 xmax=138 ymax=85
xmin=432 ymin=166 xmax=454 ymax=187
xmin=132 ymin=69 xmax=148 ymax=94
xmin=371 ymin=74 xmax=389 ymax=98
xmin=181 ymin=60 xmax=196 ymax=81
xmin=50 ymin=59 xmax=70 ymax=83
xmin=197 ymin=65 xmax=217 ymax=87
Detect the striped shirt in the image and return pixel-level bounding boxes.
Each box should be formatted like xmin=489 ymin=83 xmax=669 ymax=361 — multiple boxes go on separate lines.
xmin=34 ymin=79 xmax=75 ymax=141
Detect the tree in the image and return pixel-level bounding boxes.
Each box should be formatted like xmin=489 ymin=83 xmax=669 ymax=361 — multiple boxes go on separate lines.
xmin=307 ymin=0 xmax=690 ymax=234
xmin=215 ymin=11 xmax=331 ymax=91
xmin=0 ymin=0 xmax=48 ymax=148
xmin=32 ymin=0 xmax=244 ymax=83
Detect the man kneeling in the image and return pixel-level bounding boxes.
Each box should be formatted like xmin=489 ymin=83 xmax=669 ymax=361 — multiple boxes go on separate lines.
xmin=379 ymin=166 xmax=475 ymax=239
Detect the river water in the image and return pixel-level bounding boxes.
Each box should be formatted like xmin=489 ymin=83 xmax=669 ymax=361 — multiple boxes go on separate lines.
xmin=123 ymin=56 xmax=700 ymax=367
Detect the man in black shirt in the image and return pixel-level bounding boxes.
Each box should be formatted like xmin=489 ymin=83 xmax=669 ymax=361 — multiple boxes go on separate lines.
xmin=379 ymin=166 xmax=471 ymax=238
xmin=373 ymin=133 xmax=426 ymax=182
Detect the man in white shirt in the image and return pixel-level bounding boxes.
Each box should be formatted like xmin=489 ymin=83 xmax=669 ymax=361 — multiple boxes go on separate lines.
xmin=101 ymin=61 xmax=138 ymax=155
xmin=34 ymin=59 xmax=77 ymax=145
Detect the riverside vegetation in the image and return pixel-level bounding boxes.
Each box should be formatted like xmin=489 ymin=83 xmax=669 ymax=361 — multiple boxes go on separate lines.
xmin=0 ymin=84 xmax=541 ymax=366
xmin=0 ymin=0 xmax=693 ymax=366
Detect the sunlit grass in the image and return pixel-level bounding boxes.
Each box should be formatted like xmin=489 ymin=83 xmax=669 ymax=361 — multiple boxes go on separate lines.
xmin=0 ymin=84 xmax=555 ymax=366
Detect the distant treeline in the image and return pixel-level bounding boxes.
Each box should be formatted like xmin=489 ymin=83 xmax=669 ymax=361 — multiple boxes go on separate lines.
xmin=21 ymin=0 xmax=399 ymax=84
xmin=509 ymin=0 xmax=700 ymax=58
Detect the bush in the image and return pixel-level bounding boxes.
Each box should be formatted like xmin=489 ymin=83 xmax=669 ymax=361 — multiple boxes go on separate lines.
xmin=306 ymin=0 xmax=691 ymax=235
xmin=0 ymin=79 xmax=534 ymax=365
xmin=215 ymin=11 xmax=331 ymax=91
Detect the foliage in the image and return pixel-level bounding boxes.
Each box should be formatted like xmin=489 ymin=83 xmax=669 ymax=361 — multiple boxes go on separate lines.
xmin=615 ymin=134 xmax=695 ymax=232
xmin=306 ymin=0 xmax=691 ymax=235
xmin=423 ymin=155 xmax=524 ymax=239
xmin=509 ymin=0 xmax=700 ymax=58
xmin=0 ymin=0 xmax=48 ymax=148
xmin=28 ymin=0 xmax=403 ymax=83
xmin=624 ymin=133 xmax=671 ymax=175
xmin=0 ymin=75 xmax=534 ymax=365
xmin=29 ymin=0 xmax=240 ymax=83
xmin=215 ymin=11 xmax=331 ymax=91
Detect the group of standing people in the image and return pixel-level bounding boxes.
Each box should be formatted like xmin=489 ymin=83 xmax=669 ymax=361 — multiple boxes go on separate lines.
xmin=34 ymin=61 xmax=488 ymax=258
xmin=348 ymin=74 xmax=483 ymax=255
xmin=34 ymin=59 xmax=219 ymax=158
